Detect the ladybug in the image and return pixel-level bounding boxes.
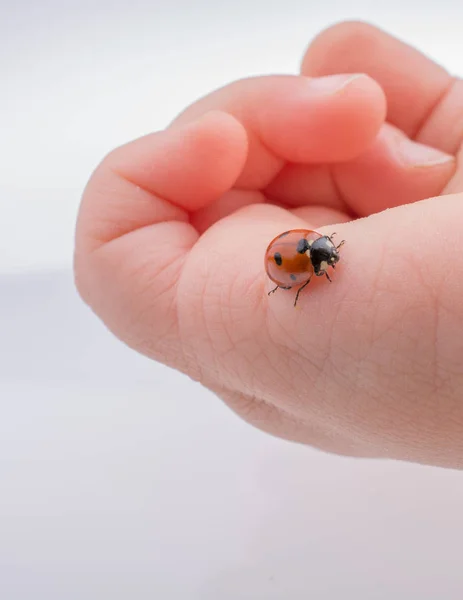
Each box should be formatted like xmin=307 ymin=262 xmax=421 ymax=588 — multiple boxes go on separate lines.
xmin=264 ymin=229 xmax=345 ymax=306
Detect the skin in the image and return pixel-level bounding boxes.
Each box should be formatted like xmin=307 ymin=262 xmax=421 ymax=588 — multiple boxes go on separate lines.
xmin=75 ymin=22 xmax=463 ymax=469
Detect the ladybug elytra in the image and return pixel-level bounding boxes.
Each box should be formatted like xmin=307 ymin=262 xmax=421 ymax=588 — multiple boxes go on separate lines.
xmin=264 ymin=229 xmax=345 ymax=306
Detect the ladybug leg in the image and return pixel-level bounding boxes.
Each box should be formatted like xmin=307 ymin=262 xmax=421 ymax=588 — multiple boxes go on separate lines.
xmin=268 ymin=285 xmax=291 ymax=296
xmin=294 ymin=276 xmax=312 ymax=307
xmin=328 ymin=232 xmax=345 ymax=250
xmin=268 ymin=285 xmax=279 ymax=296
xmin=325 ymin=271 xmax=332 ymax=282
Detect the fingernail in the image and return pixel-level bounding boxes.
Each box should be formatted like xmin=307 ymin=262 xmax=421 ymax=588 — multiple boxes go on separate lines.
xmin=397 ymin=137 xmax=454 ymax=168
xmin=307 ymin=73 xmax=368 ymax=96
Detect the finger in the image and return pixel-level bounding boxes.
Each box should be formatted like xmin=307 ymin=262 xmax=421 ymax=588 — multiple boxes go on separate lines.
xmin=333 ymin=123 xmax=455 ymax=214
xmin=266 ymin=123 xmax=455 ymax=216
xmin=77 ymin=110 xmax=248 ymax=251
xmin=301 ymin=21 xmax=463 ymax=202
xmin=172 ymin=74 xmax=386 ymax=188
xmin=75 ymin=110 xmax=248 ymax=370
xmin=301 ymin=21 xmax=455 ymax=143
xmin=173 ymin=72 xmax=454 ymax=217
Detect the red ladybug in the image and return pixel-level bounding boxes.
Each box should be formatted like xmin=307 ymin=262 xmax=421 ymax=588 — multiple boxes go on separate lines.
xmin=264 ymin=229 xmax=345 ymax=306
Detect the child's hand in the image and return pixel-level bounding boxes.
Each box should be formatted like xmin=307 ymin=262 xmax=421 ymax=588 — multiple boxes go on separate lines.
xmin=75 ymin=22 xmax=463 ymax=469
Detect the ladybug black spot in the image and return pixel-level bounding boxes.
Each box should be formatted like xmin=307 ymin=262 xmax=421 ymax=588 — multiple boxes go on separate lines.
xmin=274 ymin=252 xmax=282 ymax=266
xmin=296 ymin=238 xmax=309 ymax=254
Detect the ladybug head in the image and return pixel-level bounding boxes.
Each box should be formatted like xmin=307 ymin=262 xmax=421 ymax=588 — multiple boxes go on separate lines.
xmin=310 ymin=236 xmax=342 ymax=275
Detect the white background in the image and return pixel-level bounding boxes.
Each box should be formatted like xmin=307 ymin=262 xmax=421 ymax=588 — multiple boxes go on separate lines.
xmin=2 ymin=1 xmax=463 ymax=598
